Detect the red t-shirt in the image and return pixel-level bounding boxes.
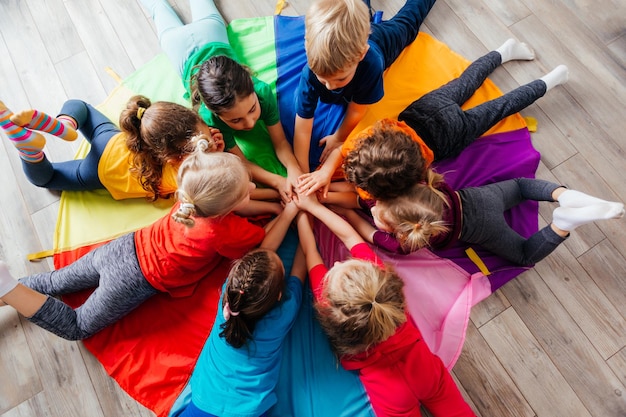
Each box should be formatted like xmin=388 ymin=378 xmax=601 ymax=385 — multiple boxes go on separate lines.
xmin=134 ymin=203 xmax=265 ymax=297
xmin=309 ymin=243 xmax=475 ymax=417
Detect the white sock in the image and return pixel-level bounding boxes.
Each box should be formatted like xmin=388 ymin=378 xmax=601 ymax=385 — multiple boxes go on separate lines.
xmin=558 ymin=189 xmax=615 ymax=208
xmin=496 ymin=38 xmax=535 ymax=63
xmin=541 ymin=65 xmax=569 ymax=91
xmin=552 ymin=203 xmax=625 ymax=231
xmin=0 ymin=261 xmax=18 ymax=298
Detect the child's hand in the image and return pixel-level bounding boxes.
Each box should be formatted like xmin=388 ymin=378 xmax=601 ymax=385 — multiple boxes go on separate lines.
xmin=319 ymin=133 xmax=342 ymax=163
xmin=293 ymin=190 xmax=321 ymax=213
xmin=282 ymin=198 xmax=300 ymax=217
xmin=208 ymin=128 xmax=225 ymax=152
xmin=297 ymin=170 xmax=331 ymax=198
xmin=277 ymin=176 xmax=294 ymax=203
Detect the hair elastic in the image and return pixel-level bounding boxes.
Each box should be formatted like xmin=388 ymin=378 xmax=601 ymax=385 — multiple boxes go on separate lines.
xmin=223 ymin=302 xmax=240 ymax=320
xmin=136 ymin=107 xmax=146 ymax=120
xmin=180 ymin=202 xmax=195 ymax=212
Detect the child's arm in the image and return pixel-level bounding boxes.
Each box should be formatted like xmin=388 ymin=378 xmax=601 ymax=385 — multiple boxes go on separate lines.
xmin=330 ymin=205 xmax=376 ymax=244
xmin=289 ymin=243 xmax=308 ymax=285
xmin=293 ymin=115 xmax=314 ymax=173
xmin=295 ymin=192 xmax=364 ymax=250
xmin=227 ymin=145 xmax=291 ymax=203
xmin=296 ymin=212 xmax=324 ymax=272
xmin=319 ymin=102 xmax=368 ymax=163
xmin=266 ymin=121 xmax=304 ymax=199
xmin=260 ymin=199 xmax=299 ymax=252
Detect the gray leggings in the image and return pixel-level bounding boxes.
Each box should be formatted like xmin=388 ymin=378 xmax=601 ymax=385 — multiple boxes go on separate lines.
xmin=399 ymin=51 xmax=547 ymax=161
xmin=19 ymin=233 xmax=158 ymax=340
xmin=458 ymin=178 xmax=566 ymax=266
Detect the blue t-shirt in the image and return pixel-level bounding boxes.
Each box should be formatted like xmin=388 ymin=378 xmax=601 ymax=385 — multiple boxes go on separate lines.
xmin=189 ymin=276 xmax=303 ymax=417
xmin=295 ymin=41 xmax=385 ymax=119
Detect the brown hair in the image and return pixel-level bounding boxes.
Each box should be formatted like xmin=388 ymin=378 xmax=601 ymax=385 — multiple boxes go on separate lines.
xmin=375 ymin=170 xmax=450 ymax=252
xmin=315 ymin=259 xmax=406 ymax=356
xmin=171 ymin=143 xmax=250 ymax=227
xmin=343 ymin=120 xmax=429 ymax=200
xmin=190 ymin=55 xmax=255 ymax=115
xmin=219 ymin=249 xmax=285 ymax=348
xmin=119 ymin=95 xmax=203 ymax=201
xmin=305 ymin=0 xmax=370 ymax=76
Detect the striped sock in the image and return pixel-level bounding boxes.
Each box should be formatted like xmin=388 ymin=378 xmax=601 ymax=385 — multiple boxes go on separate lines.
xmin=0 ymin=106 xmax=46 ymax=163
xmin=11 ymin=109 xmax=78 ymax=141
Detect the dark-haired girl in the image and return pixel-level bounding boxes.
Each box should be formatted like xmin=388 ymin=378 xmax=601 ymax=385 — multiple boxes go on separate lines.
xmin=140 ymin=0 xmax=303 ymax=203
xmin=178 ymin=203 xmax=304 ymax=417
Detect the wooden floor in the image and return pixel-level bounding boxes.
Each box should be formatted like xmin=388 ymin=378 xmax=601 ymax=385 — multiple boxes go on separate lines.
xmin=1 ymin=0 xmax=625 ymax=416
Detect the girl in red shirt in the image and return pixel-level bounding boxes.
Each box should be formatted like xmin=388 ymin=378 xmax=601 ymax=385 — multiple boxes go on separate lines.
xmin=294 ymin=192 xmax=476 ymax=417
xmin=0 ymin=140 xmax=296 ymax=340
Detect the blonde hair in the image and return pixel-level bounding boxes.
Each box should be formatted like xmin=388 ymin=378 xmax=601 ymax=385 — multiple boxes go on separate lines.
xmin=316 ymin=259 xmax=406 ymax=356
xmin=171 ymin=142 xmax=249 ymax=227
xmin=305 ymin=0 xmax=370 ymax=76
xmin=376 ymin=170 xmax=451 ymax=252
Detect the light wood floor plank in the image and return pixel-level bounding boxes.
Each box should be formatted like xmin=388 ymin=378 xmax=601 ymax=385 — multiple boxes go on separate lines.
xmin=480 ymin=306 xmax=594 ymax=417
xmin=502 ymin=270 xmax=626 ymax=415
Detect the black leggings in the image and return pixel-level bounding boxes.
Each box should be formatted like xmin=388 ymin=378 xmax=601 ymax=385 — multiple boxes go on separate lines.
xmin=399 ymin=51 xmax=547 ymax=161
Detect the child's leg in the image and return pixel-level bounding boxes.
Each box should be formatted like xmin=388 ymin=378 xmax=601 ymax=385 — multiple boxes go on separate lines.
xmin=0 ymin=102 xmax=46 ymax=163
xmin=19 ymin=234 xmax=157 ymax=340
xmin=9 ymin=109 xmax=78 ymax=141
xmin=185 ymin=0 xmax=228 ymax=52
xmin=369 ymin=0 xmax=436 ymax=68
xmin=461 ymin=64 xmax=567 ymax=141
xmin=459 ymin=179 xmax=563 ymax=265
xmin=140 ymin=0 xmax=228 ymax=76
xmin=17 ymin=100 xmax=114 ymax=190
xmin=462 ymin=79 xmax=549 ymax=140
xmin=430 ymin=51 xmax=504 ymax=107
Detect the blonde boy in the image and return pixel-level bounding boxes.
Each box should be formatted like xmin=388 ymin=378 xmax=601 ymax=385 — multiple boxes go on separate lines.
xmin=293 ymin=0 xmax=437 ymax=172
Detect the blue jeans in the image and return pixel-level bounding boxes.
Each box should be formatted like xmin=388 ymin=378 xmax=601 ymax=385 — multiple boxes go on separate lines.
xmin=140 ymin=0 xmax=228 ymax=76
xmin=22 ymin=99 xmax=117 ymax=191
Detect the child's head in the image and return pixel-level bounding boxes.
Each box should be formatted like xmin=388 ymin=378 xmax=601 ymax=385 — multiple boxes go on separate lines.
xmin=219 ymin=249 xmax=286 ymax=348
xmin=374 ymin=175 xmax=450 ymax=252
xmin=190 ymin=55 xmax=260 ymax=131
xmin=343 ymin=120 xmax=429 ymax=200
xmin=120 ymin=95 xmax=216 ymax=200
xmin=172 ymin=144 xmax=253 ymax=227
xmin=305 ymin=0 xmax=370 ymax=87
xmin=316 ymin=259 xmax=406 ymax=356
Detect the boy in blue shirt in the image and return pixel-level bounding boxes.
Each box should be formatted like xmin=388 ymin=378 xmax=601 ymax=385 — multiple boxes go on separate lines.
xmin=293 ymin=0 xmax=437 ymax=172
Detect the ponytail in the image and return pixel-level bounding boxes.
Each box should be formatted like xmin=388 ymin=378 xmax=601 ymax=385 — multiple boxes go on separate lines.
xmin=120 ymin=95 xmax=205 ymax=201
xmin=316 ymin=259 xmax=406 ymax=356
xmin=171 ymin=148 xmax=250 ymax=227
xmin=376 ymin=170 xmax=449 ymax=252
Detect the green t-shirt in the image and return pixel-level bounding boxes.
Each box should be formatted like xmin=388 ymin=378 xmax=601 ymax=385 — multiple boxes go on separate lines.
xmin=183 ymin=42 xmax=286 ymax=177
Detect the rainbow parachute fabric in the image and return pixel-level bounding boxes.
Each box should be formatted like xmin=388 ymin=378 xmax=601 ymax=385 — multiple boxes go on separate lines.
xmin=54 ymin=15 xmax=539 ymax=417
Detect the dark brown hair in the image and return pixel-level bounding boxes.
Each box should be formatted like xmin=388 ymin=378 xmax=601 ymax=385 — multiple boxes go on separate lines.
xmin=190 ymin=55 xmax=255 ymax=115
xmin=119 ymin=95 xmax=202 ymax=201
xmin=343 ymin=119 xmax=429 ymax=200
xmin=219 ymin=249 xmax=285 ymax=348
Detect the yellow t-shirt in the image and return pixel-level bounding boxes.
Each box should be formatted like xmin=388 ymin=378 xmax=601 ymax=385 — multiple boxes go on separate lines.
xmin=98 ymin=133 xmax=178 ymax=200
